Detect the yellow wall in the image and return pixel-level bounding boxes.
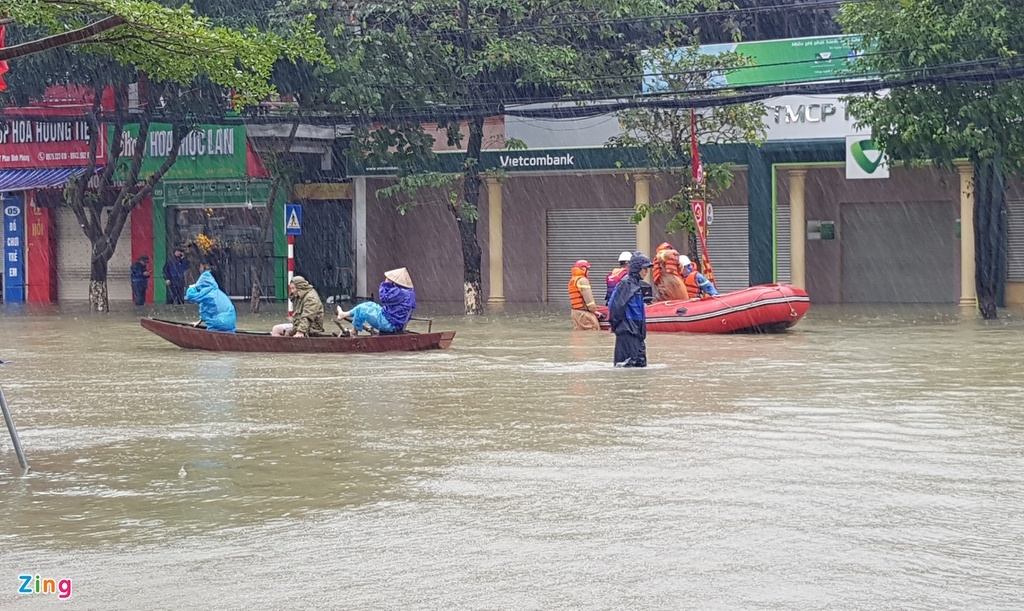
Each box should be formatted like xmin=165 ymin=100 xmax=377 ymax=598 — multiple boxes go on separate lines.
xmin=1006 ymin=282 xmax=1024 ymax=307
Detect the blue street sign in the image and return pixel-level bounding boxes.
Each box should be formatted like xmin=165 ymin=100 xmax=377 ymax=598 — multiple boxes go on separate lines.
xmin=3 ymin=194 xmax=25 ymax=303
xmin=285 ymin=203 xmax=302 ymax=236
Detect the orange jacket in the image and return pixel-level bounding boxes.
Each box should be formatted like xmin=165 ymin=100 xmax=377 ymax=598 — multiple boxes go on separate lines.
xmin=568 ymin=268 xmax=597 ymax=310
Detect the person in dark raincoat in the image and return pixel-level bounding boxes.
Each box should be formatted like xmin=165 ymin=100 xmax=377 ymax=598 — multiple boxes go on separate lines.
xmin=185 ymin=269 xmax=237 ymax=333
xmin=607 ymin=251 xmax=652 ymax=368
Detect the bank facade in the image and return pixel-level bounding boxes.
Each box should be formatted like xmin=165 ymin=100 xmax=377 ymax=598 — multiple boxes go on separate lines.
xmin=348 ymin=95 xmax=1024 ymax=308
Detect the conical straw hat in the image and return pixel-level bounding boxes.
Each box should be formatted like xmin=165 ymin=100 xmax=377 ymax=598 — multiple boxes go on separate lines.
xmin=385 ymin=267 xmax=413 ymax=288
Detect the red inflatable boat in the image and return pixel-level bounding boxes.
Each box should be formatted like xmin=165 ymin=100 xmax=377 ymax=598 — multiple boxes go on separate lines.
xmin=595 ymin=283 xmax=810 ymax=334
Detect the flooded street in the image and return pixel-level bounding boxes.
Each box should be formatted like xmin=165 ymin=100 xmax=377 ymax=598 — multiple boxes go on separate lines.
xmin=2 ymin=304 xmax=1024 ymax=609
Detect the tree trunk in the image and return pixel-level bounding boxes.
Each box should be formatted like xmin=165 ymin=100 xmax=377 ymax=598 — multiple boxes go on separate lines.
xmin=250 ymin=265 xmax=262 ymax=313
xmin=89 ymin=254 xmax=110 ymax=313
xmin=688 ymin=230 xmax=699 ymax=271
xmin=973 ymin=154 xmax=1007 ymax=320
xmin=460 ymin=117 xmax=485 ymax=314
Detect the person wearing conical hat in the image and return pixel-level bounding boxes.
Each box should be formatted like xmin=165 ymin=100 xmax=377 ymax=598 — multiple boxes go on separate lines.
xmin=336 ymin=267 xmax=417 ymax=336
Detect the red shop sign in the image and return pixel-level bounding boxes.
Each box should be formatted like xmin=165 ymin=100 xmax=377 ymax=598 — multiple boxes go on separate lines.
xmin=0 ymin=119 xmax=107 ymax=169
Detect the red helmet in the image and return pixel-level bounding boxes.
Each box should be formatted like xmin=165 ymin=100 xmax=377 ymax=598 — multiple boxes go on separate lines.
xmin=573 ymin=259 xmax=591 ymax=270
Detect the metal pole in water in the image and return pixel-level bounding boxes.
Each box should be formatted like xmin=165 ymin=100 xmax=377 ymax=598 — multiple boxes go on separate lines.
xmin=0 ymin=384 xmax=29 ymax=471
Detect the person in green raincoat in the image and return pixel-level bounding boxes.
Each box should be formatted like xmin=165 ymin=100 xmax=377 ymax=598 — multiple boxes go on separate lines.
xmin=271 ymin=276 xmax=325 ymax=337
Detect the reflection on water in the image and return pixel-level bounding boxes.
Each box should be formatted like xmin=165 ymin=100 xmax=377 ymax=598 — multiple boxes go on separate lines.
xmin=1 ymin=303 xmax=1024 ymax=609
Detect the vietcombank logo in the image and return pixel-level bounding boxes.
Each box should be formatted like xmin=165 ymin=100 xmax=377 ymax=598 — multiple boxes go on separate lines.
xmin=846 ymin=135 xmax=889 ymax=179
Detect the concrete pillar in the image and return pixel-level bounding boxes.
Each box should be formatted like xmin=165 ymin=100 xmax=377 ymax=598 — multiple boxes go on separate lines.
xmin=486 ymin=176 xmax=505 ymax=304
xmin=353 ymin=176 xmax=367 ymax=298
xmin=635 ymin=174 xmax=651 ymax=255
xmin=789 ymin=169 xmax=807 ymax=288
xmin=957 ymin=162 xmax=976 ymax=308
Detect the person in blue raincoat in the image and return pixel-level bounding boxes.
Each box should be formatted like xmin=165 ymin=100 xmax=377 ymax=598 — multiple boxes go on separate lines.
xmin=336 ymin=267 xmax=416 ymax=336
xmin=185 ymin=267 xmax=237 ymax=333
xmin=607 ymin=251 xmax=652 ymax=368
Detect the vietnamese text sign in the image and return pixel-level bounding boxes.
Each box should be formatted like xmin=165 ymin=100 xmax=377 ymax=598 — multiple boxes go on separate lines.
xmin=644 ymin=35 xmax=866 ymax=93
xmin=846 ymin=135 xmax=889 ymax=179
xmin=4 ymin=195 xmax=25 ymax=302
xmin=110 ymin=124 xmax=247 ymax=181
xmin=0 ymin=119 xmax=106 ymax=169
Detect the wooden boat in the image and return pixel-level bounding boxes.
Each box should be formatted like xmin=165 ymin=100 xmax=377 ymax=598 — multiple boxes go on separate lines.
xmin=595 ymin=283 xmax=810 ymax=334
xmin=140 ymin=318 xmax=456 ymax=353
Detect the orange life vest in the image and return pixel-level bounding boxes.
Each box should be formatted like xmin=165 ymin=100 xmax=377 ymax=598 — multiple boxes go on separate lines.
xmin=568 ymin=270 xmax=591 ymax=310
xmin=684 ymin=268 xmax=709 ymax=299
xmin=653 ymin=249 xmax=682 ymax=287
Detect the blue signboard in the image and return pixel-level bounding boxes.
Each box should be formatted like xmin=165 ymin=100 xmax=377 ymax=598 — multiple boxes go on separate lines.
xmin=285 ymin=203 xmax=302 ymax=236
xmin=3 ymin=194 xmax=25 ymax=303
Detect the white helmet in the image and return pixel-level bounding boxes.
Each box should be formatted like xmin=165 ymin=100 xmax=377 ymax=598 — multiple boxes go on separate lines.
xmin=678 ymin=255 xmax=692 ymax=267
xmin=618 ymin=251 xmax=633 ymax=263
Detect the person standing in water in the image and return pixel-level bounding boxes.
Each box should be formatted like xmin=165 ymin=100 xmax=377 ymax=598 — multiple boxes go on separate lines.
xmin=607 ymin=252 xmax=652 ymax=368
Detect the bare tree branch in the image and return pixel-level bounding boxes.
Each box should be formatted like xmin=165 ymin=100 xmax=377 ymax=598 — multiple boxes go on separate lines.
xmin=0 ymin=16 xmax=127 ymax=62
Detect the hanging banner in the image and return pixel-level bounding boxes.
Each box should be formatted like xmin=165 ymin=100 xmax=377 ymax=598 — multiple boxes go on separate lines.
xmin=690 ymin=200 xmax=716 ymax=286
xmin=3 ymin=194 xmax=25 ymax=302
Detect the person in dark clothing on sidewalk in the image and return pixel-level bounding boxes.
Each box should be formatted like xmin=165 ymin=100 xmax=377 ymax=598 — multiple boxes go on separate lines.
xmin=130 ymin=255 xmax=151 ymax=306
xmin=607 ymin=251 xmax=652 ymax=368
xmin=162 ymin=248 xmax=190 ymax=304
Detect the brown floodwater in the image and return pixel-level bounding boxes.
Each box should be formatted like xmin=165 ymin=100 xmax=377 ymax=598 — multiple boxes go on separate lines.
xmin=1 ymin=303 xmax=1024 ymax=609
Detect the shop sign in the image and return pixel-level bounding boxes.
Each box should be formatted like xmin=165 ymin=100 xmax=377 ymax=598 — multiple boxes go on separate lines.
xmin=3 ymin=195 xmax=25 ymax=302
xmin=643 ymin=34 xmax=868 ymax=92
xmin=846 ymin=135 xmax=889 ymax=179
xmin=153 ymin=180 xmax=273 ymax=207
xmin=0 ymin=119 xmax=105 ymax=169
xmin=110 ymin=124 xmax=247 ymax=181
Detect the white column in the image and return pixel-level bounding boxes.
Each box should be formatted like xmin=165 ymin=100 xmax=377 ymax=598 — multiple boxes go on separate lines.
xmin=354 ymin=177 xmax=368 ymax=298
xmin=957 ymin=162 xmax=976 ymax=308
xmin=635 ymin=175 xmax=651 ymax=255
xmin=789 ymin=169 xmax=807 ymax=288
xmin=486 ymin=177 xmax=505 ymax=304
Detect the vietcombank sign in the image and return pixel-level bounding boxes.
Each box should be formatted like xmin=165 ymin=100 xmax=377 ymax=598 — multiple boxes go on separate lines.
xmin=499 ymin=153 xmax=575 ymax=168
xmin=108 ymin=124 xmax=247 ymax=180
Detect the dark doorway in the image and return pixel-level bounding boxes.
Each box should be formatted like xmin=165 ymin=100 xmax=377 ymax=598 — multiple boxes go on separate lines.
xmin=294 ymin=200 xmax=354 ymax=300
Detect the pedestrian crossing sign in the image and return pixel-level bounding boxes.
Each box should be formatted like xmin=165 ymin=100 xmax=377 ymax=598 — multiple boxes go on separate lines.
xmin=285 ymin=203 xmax=302 ymax=235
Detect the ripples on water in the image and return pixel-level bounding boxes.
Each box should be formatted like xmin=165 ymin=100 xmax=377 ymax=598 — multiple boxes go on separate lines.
xmin=1 ymin=304 xmax=1024 ymax=609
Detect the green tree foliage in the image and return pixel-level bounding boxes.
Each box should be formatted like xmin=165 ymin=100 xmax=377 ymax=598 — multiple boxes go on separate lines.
xmin=608 ymin=41 xmax=765 ymax=259
xmin=311 ymin=0 xmax=719 ymax=314
xmin=1 ymin=0 xmax=323 ymax=104
xmin=1 ymin=0 xmax=327 ymax=311
xmin=838 ymin=0 xmax=1024 ymax=319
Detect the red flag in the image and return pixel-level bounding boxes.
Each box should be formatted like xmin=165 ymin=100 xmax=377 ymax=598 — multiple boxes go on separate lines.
xmin=690 ymin=108 xmax=703 ymax=186
xmin=0 ymin=26 xmax=9 ymax=92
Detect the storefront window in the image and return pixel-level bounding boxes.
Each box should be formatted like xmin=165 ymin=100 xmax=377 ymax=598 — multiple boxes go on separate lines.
xmin=168 ymin=206 xmax=276 ymax=298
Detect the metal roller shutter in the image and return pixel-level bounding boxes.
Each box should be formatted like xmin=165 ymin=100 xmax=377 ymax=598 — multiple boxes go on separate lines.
xmin=58 ymin=207 xmax=134 ymax=301
xmin=546 ymin=209 xmax=636 ymax=304
xmin=705 ymin=204 xmax=749 ymax=292
xmin=776 ymin=204 xmax=791 ymax=283
xmin=1007 ymin=200 xmax=1024 ymax=281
